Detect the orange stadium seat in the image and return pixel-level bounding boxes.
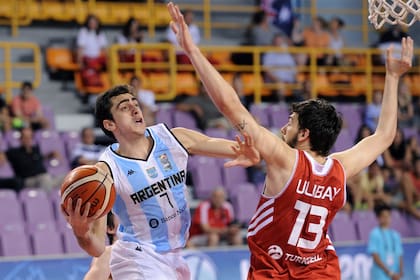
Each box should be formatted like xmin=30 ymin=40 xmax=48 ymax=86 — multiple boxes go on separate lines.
xmin=148 ymin=72 xmax=170 ymax=94
xmin=46 ymin=48 xmax=79 ymax=72
xmin=109 ymin=3 xmax=131 ymax=23
xmin=409 ymin=74 xmax=420 ymax=96
xmin=154 ymin=4 xmax=172 ymax=26
xmin=372 ymin=74 xmax=385 ymax=91
xmin=350 ymin=74 xmax=368 ymax=96
xmin=315 ymin=73 xmax=337 ymax=97
xmin=241 ymin=73 xmax=270 ymax=96
xmin=175 ymin=72 xmax=199 ymax=96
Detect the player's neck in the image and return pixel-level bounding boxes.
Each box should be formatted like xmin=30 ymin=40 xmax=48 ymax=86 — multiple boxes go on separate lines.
xmin=117 ymin=135 xmax=153 ymax=160
xmin=298 ymin=142 xmax=327 ymax=165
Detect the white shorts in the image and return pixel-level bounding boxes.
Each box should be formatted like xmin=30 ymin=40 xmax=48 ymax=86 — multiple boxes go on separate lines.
xmin=110 ymin=240 xmax=190 ymax=280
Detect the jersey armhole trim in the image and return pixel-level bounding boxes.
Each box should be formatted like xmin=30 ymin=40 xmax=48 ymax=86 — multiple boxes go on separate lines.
xmin=98 ymin=160 xmax=114 ymax=181
xmin=162 ymin=123 xmax=189 ymax=156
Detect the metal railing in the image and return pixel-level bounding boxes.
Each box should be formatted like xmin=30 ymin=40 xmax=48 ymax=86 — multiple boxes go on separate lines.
xmin=4 ymin=0 xmax=371 ymax=44
xmin=0 ymin=42 xmax=42 ymax=102
xmin=107 ymin=43 xmax=420 ymax=103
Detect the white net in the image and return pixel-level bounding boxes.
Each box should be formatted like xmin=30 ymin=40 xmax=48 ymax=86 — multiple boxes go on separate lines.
xmin=368 ymin=0 xmax=420 ymax=29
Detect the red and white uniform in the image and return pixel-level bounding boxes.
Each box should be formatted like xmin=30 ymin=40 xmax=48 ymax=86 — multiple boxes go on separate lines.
xmin=247 ymin=150 xmax=346 ymax=280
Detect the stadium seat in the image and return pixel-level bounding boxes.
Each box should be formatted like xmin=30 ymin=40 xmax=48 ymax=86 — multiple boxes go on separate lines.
xmin=155 ymin=104 xmax=175 ymax=128
xmin=19 ymin=188 xmax=55 ymax=226
xmin=0 ymin=189 xmax=23 ymax=222
xmin=74 ymin=71 xmax=110 ymax=95
xmin=250 ymin=103 xmax=270 ymax=127
xmin=173 ymin=111 xmax=198 ymax=130
xmin=148 ymin=72 xmax=170 ymax=94
xmin=352 ymin=210 xmax=377 ymax=241
xmin=42 ymin=105 xmax=56 ymax=130
xmin=35 ymin=130 xmax=70 ymax=177
xmin=190 ymin=160 xmax=223 ymax=199
xmin=175 ymin=72 xmax=199 ymax=96
xmin=60 ymin=130 xmax=81 ymax=160
xmin=221 ymin=165 xmax=249 ymax=197
xmin=31 ymin=223 xmax=64 ymax=255
xmin=330 ymin=218 xmax=358 ymax=242
xmin=4 ymin=130 xmax=22 ymax=148
xmin=62 ymin=224 xmax=86 ymax=254
xmin=268 ymin=103 xmax=289 ymax=128
xmin=204 ymin=128 xmax=229 ymax=139
xmin=231 ymin=183 xmax=259 ymax=225
xmin=45 ymin=47 xmax=79 ymax=72
xmin=0 ymin=222 xmax=32 ymax=257
xmin=0 ymin=159 xmax=15 ymax=179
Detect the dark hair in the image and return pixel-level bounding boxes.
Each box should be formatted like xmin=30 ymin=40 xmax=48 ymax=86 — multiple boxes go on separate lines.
xmin=122 ymin=17 xmax=141 ymax=42
xmin=355 ymin=124 xmax=373 ymax=144
xmin=252 ymin=10 xmax=266 ymax=25
xmin=83 ymin=14 xmax=101 ymax=35
xmin=95 ymin=84 xmax=135 ymax=140
xmin=21 ymin=81 xmax=33 ymax=90
xmin=374 ymin=203 xmax=391 ymax=217
xmin=331 ymin=17 xmax=345 ymax=28
xmin=106 ymin=211 xmax=116 ymax=244
xmin=291 ymin=99 xmax=342 ymax=156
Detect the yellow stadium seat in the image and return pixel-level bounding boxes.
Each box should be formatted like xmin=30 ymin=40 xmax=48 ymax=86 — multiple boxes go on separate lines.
xmin=154 ymin=4 xmax=171 ymax=26
xmin=110 ymin=3 xmax=131 ymax=24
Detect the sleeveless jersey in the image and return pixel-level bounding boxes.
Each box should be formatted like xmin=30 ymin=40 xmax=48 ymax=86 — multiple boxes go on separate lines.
xmin=99 ymin=123 xmax=190 ymax=253
xmin=247 ymin=150 xmax=346 ymax=279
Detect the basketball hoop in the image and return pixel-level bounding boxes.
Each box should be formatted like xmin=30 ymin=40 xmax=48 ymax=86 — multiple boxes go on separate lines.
xmin=368 ymin=0 xmax=420 ymax=29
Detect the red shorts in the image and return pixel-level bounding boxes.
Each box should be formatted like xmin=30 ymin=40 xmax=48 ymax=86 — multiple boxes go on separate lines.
xmin=248 ymin=250 xmax=340 ymax=280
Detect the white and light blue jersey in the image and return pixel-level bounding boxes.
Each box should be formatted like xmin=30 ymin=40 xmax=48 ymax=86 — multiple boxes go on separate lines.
xmin=99 ymin=123 xmax=190 ymax=253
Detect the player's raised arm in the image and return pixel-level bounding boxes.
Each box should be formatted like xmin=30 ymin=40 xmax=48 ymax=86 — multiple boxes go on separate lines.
xmin=171 ymin=127 xmax=260 ymax=167
xmin=332 ymin=37 xmax=413 ymax=178
xmin=167 ymin=2 xmax=290 ymax=165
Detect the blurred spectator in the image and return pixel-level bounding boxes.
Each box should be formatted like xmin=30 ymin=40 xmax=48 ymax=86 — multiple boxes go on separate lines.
xmin=375 ymin=25 xmax=409 ymax=65
xmin=269 ymin=0 xmax=294 ymax=37
xmin=367 ymin=204 xmax=404 ymax=280
xmin=382 ymin=166 xmax=405 ymax=210
xmin=188 ymin=187 xmax=242 ymax=247
xmin=262 ymin=33 xmax=297 ymax=101
xmin=115 ymin=17 xmax=144 ymax=63
xmin=175 ymin=83 xmax=230 ymax=130
xmin=71 ymin=127 xmax=105 ymax=168
xmin=166 ymin=9 xmax=200 ymax=64
xmin=232 ymin=10 xmax=279 ymax=66
xmin=406 ymin=135 xmax=420 ymax=161
xmin=291 ymin=16 xmax=304 ymax=46
xmin=129 ymin=76 xmax=157 ymax=125
xmin=0 ymin=93 xmax=11 ymax=132
xmin=77 ymin=14 xmax=108 ymax=87
xmin=0 ymin=152 xmax=23 ymax=192
xmin=354 ymin=124 xmax=384 ymax=166
xmin=6 ymin=127 xmax=63 ymax=191
xmin=401 ymin=157 xmax=420 ymax=219
xmin=10 ymin=81 xmax=49 ymax=130
xmin=302 ymin=17 xmax=330 ymax=65
xmin=397 ymin=80 xmax=414 ymax=128
xmin=383 ymin=128 xmax=409 ymax=169
xmin=326 ymin=17 xmax=345 ymax=66
xmin=364 ymin=90 xmax=383 ymax=131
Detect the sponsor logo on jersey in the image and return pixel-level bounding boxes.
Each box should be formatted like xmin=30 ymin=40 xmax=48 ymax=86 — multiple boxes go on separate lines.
xmin=268 ymin=245 xmax=283 ymax=260
xmin=127 ymin=169 xmax=135 ymax=176
xmin=284 ymin=253 xmax=323 ymax=265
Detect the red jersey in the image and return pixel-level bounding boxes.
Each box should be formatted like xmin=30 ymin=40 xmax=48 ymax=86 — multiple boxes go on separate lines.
xmin=190 ymin=200 xmax=234 ymax=236
xmin=247 ymin=150 xmax=346 ymax=280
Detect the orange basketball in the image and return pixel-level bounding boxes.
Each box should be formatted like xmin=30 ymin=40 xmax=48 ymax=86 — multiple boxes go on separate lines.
xmin=61 ymin=165 xmax=116 ymax=218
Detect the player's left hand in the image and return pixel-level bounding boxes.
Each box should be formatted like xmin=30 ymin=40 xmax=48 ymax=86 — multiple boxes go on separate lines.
xmin=224 ymin=133 xmax=261 ymax=168
xmin=386 ymin=36 xmax=413 ymax=78
xmin=167 ymin=2 xmax=197 ymax=55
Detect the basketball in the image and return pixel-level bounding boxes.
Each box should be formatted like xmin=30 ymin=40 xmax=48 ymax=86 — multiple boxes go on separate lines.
xmin=61 ymin=165 xmax=116 ymax=218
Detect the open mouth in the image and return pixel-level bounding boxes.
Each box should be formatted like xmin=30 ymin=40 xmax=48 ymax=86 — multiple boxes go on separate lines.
xmin=135 ymin=118 xmax=143 ymax=124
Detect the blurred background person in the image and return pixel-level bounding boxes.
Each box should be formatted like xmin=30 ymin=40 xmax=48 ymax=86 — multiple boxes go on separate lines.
xmin=129 ymin=76 xmax=157 ymax=126
xmin=188 ymin=187 xmax=243 ymax=247
xmin=71 ymin=127 xmax=105 ymax=168
xmin=367 ymin=204 xmax=404 ymax=280
xmin=10 ymin=81 xmax=50 ymax=130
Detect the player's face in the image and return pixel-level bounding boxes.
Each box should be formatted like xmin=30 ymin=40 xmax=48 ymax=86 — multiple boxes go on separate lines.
xmin=109 ymin=93 xmax=146 ymax=137
xmin=280 ymin=113 xmax=300 ymax=148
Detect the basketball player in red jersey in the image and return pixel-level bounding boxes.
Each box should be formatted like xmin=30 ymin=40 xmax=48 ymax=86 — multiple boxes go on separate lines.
xmin=167 ymin=3 xmax=413 ymax=279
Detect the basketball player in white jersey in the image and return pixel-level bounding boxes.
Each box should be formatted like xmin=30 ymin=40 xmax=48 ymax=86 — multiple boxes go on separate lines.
xmin=62 ymin=84 xmax=260 ymax=280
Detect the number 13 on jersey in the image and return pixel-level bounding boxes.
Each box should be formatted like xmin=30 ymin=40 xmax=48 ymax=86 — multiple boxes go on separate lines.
xmin=288 ymin=200 xmax=328 ymax=250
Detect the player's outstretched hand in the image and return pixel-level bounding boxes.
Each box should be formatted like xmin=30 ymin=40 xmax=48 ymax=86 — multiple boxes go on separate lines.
xmin=167 ymin=2 xmax=197 ymax=55
xmin=61 ymin=197 xmax=102 ymax=238
xmin=224 ymin=133 xmax=261 ymax=168
xmin=386 ymin=36 xmax=413 ymax=78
